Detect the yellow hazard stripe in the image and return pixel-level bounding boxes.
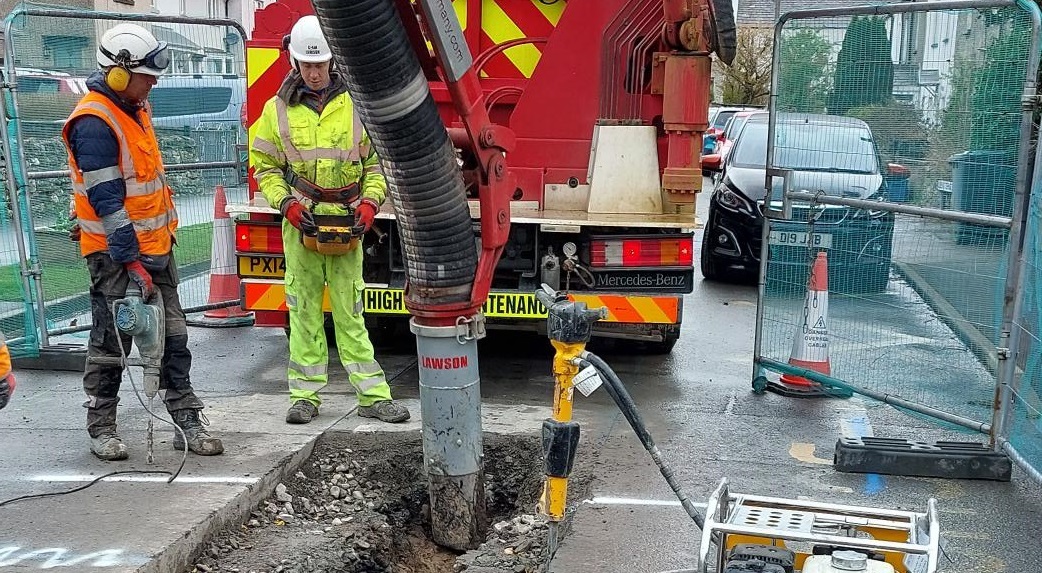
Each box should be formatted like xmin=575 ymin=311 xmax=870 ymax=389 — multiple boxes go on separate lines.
xmin=242 ymin=281 xmax=333 ymax=312
xmin=531 ymin=0 xmax=565 ymax=26
xmin=482 ymin=0 xmax=542 ymax=78
xmin=247 ymin=47 xmax=280 ymax=88
xmin=455 ymin=0 xmax=467 ymax=30
xmin=246 ymin=47 xmax=281 ymax=147
xmin=570 ymin=294 xmax=680 ymax=324
xmin=242 ymin=281 xmax=679 ymax=324
xmin=625 ymin=297 xmax=673 ymax=324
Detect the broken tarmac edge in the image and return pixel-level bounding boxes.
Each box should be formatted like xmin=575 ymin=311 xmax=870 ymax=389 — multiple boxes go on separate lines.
xmin=136 ymin=435 xmax=322 ymax=573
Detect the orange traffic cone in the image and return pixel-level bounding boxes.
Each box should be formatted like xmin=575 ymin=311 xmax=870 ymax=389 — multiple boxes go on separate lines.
xmin=769 ymin=251 xmax=832 ymax=397
xmin=191 ymin=185 xmax=253 ymax=328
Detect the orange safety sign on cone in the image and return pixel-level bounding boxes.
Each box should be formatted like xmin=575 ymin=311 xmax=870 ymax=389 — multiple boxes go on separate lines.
xmin=779 ymin=251 xmax=830 ymax=389
xmin=191 ymin=185 xmax=253 ymax=328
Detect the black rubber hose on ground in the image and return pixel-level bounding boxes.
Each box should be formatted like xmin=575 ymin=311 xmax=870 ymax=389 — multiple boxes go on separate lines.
xmin=311 ymin=0 xmax=477 ymax=308
xmin=579 ymin=352 xmax=706 ymax=530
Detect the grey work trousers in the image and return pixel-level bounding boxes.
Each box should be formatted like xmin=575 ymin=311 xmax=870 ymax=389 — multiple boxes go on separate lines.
xmin=83 ymin=252 xmax=204 ymax=438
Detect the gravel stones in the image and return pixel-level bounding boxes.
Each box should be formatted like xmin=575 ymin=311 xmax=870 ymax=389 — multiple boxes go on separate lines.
xmin=184 ymin=433 xmax=585 ymax=573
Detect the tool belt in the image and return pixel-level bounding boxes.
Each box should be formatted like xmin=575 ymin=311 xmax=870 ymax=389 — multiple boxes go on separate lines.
xmin=285 ymin=169 xmax=360 ymax=205
xmin=301 ymin=213 xmax=361 ymax=256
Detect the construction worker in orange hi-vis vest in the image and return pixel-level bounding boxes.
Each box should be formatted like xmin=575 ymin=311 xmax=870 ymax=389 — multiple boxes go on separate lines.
xmin=62 ymin=23 xmax=224 ymax=460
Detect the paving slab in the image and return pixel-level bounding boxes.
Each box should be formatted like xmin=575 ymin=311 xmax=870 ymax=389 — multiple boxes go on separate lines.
xmin=0 ymin=391 xmax=358 ymax=573
xmin=332 ymin=397 xmax=552 ymax=435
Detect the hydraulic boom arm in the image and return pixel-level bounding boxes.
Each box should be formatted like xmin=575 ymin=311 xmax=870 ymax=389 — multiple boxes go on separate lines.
xmin=657 ymin=0 xmax=737 ymax=206
xmin=399 ymin=0 xmax=517 ymax=322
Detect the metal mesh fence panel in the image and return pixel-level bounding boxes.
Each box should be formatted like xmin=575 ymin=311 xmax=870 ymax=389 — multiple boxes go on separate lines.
xmin=2 ymin=10 xmax=246 ymax=341
xmin=752 ymin=4 xmax=1036 ymax=427
xmin=0 ymin=165 xmax=38 ymax=358
xmin=1004 ymin=159 xmax=1042 ymax=479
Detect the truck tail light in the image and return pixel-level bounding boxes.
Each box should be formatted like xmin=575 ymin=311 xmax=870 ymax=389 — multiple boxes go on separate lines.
xmin=589 ymin=236 xmax=693 ymax=268
xmin=236 ymin=222 xmax=283 ymax=254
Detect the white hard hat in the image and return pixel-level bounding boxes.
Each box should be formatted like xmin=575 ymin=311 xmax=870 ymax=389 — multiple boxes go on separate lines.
xmin=288 ymin=15 xmax=332 ymax=64
xmin=97 ymin=23 xmax=170 ymax=77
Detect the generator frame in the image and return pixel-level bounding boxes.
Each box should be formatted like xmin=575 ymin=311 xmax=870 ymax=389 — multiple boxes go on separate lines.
xmin=697 ymin=479 xmax=941 ymax=573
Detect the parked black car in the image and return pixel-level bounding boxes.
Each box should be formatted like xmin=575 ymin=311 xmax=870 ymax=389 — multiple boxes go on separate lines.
xmin=701 ymin=113 xmax=898 ymax=293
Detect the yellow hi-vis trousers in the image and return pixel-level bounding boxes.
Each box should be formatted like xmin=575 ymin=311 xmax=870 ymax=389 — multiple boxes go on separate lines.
xmin=282 ymin=219 xmax=392 ymax=407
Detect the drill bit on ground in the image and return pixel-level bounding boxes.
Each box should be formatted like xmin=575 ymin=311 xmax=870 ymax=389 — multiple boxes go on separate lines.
xmin=147 ymin=396 xmax=155 ymax=464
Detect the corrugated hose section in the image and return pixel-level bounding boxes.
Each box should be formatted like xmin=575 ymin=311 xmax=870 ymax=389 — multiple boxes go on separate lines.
xmin=312 ymin=0 xmax=477 ymax=308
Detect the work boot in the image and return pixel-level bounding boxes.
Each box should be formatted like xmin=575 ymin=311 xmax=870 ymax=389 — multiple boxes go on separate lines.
xmin=171 ymin=409 xmax=224 ymax=456
xmin=90 ymin=430 xmax=129 ymax=461
xmin=286 ymin=400 xmax=319 ymax=424
xmin=358 ymin=400 xmax=410 ymax=423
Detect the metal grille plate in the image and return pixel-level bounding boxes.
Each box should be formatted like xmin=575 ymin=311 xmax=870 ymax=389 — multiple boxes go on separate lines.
xmin=730 ymin=506 xmax=815 ymax=534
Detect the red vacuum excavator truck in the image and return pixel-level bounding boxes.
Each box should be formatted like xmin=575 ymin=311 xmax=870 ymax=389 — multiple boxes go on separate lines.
xmin=230 ymin=0 xmax=735 ymax=354
xmin=231 ymin=0 xmax=734 ymax=551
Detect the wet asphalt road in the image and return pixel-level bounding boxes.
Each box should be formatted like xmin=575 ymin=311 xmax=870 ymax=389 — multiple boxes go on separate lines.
xmin=374 ymin=186 xmax=1042 ymax=572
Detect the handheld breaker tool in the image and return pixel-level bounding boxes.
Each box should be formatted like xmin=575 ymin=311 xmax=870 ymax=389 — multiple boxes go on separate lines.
xmin=88 ymin=285 xmax=165 ymax=464
xmin=534 ymin=284 xmax=607 ymax=559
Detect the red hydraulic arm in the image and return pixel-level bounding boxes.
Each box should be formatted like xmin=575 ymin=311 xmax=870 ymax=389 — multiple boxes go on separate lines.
xmin=658 ymin=0 xmax=736 ymax=205
xmin=395 ymin=0 xmax=517 ymax=325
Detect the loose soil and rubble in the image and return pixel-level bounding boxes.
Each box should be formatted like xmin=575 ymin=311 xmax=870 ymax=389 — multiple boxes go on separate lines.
xmin=185 ymin=432 xmax=592 ymax=573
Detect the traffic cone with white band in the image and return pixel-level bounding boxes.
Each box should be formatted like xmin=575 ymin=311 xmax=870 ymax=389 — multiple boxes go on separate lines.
xmin=191 ymin=185 xmax=253 ymax=327
xmin=767 ymin=251 xmax=834 ymax=397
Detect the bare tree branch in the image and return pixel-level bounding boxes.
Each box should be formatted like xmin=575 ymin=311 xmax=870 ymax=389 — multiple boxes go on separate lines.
xmin=719 ymin=27 xmax=773 ymax=106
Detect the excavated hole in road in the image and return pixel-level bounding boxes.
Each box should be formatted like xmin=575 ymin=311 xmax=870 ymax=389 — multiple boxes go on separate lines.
xmin=187 ymin=432 xmax=590 ymax=573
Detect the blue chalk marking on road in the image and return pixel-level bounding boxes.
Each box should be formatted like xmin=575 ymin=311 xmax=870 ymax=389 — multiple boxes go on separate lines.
xmin=840 ymin=406 xmax=885 ymax=496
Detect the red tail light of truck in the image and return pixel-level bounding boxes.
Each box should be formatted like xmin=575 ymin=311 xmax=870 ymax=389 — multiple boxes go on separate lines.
xmin=589 ymin=236 xmax=693 ymax=268
xmin=235 ymin=222 xmax=284 ymax=254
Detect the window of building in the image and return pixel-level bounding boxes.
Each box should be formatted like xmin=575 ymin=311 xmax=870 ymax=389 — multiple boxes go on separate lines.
xmin=149 ymin=87 xmax=233 ymax=117
xmin=43 ymin=36 xmax=89 ymax=71
xmin=173 ymin=52 xmax=189 ymax=74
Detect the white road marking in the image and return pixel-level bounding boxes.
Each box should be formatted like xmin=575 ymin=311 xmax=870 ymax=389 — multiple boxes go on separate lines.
xmin=838 ymin=404 xmax=885 ymax=495
xmin=27 ymin=475 xmax=259 ymax=484
xmin=583 ymin=496 xmax=707 ymax=509
xmin=839 ymin=404 xmax=875 ymax=438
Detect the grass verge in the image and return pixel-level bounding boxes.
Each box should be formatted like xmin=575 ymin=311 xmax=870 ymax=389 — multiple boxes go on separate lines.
xmin=0 ymin=222 xmax=213 ymax=303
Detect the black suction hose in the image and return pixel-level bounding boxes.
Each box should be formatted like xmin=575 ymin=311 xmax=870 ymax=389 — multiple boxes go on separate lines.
xmin=311 ymin=0 xmax=477 ymax=307
xmin=579 ymin=351 xmax=705 ymax=529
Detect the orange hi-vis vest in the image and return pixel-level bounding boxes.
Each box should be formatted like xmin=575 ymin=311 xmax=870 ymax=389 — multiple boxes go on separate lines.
xmin=62 ymin=91 xmax=178 ymax=258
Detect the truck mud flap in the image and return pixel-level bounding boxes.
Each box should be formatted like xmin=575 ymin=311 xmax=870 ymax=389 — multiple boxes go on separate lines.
xmin=834 ymin=436 xmax=1012 ymax=481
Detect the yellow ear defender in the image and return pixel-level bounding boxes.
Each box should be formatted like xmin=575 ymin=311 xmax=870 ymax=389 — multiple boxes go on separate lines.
xmin=104 ymin=48 xmax=133 ymax=92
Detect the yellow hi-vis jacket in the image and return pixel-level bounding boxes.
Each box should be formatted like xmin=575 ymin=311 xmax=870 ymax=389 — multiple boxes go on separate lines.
xmin=250 ymin=91 xmax=386 ymax=216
